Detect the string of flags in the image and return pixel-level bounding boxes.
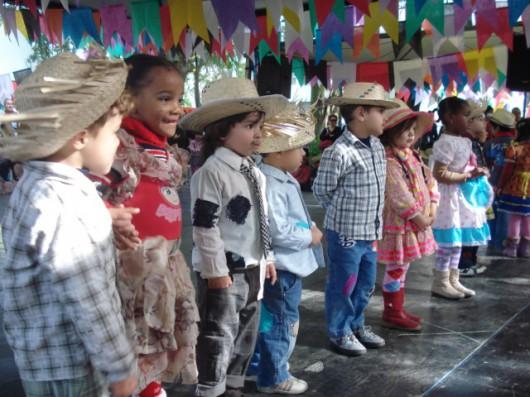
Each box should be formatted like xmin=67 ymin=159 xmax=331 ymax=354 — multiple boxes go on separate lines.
xmin=1 ymin=0 xmax=529 ymax=94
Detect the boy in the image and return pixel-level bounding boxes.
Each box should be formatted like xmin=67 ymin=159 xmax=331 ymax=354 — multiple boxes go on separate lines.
xmin=0 ymin=53 xmax=136 ymax=397
xmin=313 ymin=82 xmax=398 ymax=356
xmin=254 ymin=107 xmax=325 ymax=394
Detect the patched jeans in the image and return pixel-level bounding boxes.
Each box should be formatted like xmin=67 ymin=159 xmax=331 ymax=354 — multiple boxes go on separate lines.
xmin=255 ymin=270 xmax=302 ymax=388
xmin=325 ymin=229 xmax=377 ymax=339
xmin=195 ymin=266 xmax=261 ymax=397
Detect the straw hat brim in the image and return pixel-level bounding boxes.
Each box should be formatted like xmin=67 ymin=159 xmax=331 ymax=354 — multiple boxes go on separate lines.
xmin=327 ymin=97 xmax=400 ymax=109
xmin=259 ymin=130 xmax=315 ymax=154
xmin=487 ymin=114 xmax=515 ymax=129
xmin=384 ymin=111 xmax=434 ymax=137
xmin=179 ymin=95 xmax=288 ymax=132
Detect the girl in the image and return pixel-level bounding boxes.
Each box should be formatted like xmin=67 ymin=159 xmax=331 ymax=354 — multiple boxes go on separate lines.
xmin=497 ymin=118 xmax=530 ymax=257
xmin=379 ymin=100 xmax=437 ymax=331
xmin=179 ymin=77 xmax=287 ymax=397
xmin=431 ymin=97 xmax=492 ymax=300
xmin=100 ymin=54 xmax=199 ymax=397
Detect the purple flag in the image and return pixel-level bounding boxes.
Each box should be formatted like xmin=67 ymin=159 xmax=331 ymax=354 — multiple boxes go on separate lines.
xmin=428 ymin=53 xmax=459 ymax=85
xmin=320 ymin=6 xmax=354 ymax=48
xmin=100 ymin=4 xmax=132 ymax=48
xmin=454 ymin=0 xmax=475 ymax=34
xmin=211 ymin=0 xmax=258 ymax=41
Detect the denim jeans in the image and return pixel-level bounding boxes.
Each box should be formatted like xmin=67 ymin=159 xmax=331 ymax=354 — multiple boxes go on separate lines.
xmin=325 ymin=229 xmax=377 ymax=338
xmin=255 ymin=270 xmax=302 ymax=388
xmin=195 ymin=266 xmax=261 ymax=397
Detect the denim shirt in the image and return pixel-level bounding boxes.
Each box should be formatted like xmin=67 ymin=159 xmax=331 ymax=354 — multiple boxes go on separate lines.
xmin=260 ymin=163 xmax=325 ymax=277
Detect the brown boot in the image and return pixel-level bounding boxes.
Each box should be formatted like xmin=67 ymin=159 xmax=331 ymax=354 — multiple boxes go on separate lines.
xmin=449 ymin=268 xmax=475 ymax=297
xmin=382 ymin=291 xmax=422 ymax=331
xmin=517 ymin=237 xmax=530 ymax=258
xmin=431 ymin=269 xmax=465 ymax=300
xmin=503 ymin=238 xmax=519 ymax=257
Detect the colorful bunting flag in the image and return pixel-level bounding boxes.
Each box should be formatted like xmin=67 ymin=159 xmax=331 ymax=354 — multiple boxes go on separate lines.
xmin=167 ymin=0 xmax=209 ymax=44
xmin=406 ymin=0 xmax=444 ymax=42
xmin=356 ymin=62 xmax=390 ymax=90
xmin=454 ymin=0 xmax=475 ymax=34
xmin=210 ymin=0 xmax=258 ymax=41
xmin=15 ymin=11 xmax=29 ymax=41
xmin=130 ymin=0 xmax=163 ymax=49
xmin=363 ymin=1 xmax=398 ymax=45
xmin=41 ymin=0 xmax=69 ymax=13
xmin=328 ymin=61 xmax=356 ymax=89
xmin=63 ymin=8 xmax=100 ymax=47
xmin=44 ymin=9 xmax=63 ymax=45
xmin=476 ymin=7 xmax=513 ymax=50
xmin=0 ymin=5 xmax=17 ymax=41
xmin=508 ymin=0 xmax=530 ymax=26
xmin=292 ymin=57 xmax=306 ymax=85
xmin=393 ymin=58 xmax=427 ymax=90
xmin=22 ymin=0 xmax=38 ymax=17
xmin=100 ymin=5 xmax=132 ymax=48
xmin=310 ymin=0 xmax=335 ymax=25
xmin=320 ymin=6 xmax=354 ymax=50
xmin=315 ymin=29 xmax=342 ymax=64
xmin=346 ymin=0 xmax=371 ymax=16
xmin=249 ymin=16 xmax=279 ymax=59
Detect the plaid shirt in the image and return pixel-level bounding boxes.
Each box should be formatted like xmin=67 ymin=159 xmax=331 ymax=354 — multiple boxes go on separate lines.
xmin=313 ymin=130 xmax=386 ymax=241
xmin=1 ymin=161 xmax=135 ymax=383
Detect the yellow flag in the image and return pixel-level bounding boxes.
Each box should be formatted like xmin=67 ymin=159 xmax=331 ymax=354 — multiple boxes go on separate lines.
xmin=169 ymin=0 xmax=209 ymax=44
xmin=283 ymin=6 xmax=301 ymax=32
xmin=15 ymin=10 xmax=29 ymax=41
xmin=363 ymin=2 xmax=398 ymax=46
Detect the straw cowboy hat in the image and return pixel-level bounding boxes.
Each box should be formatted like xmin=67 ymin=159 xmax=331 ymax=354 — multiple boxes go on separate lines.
xmin=488 ymin=108 xmax=515 ymax=129
xmin=327 ymin=82 xmax=399 ymax=109
xmin=179 ymin=77 xmax=288 ymax=132
xmin=466 ymin=100 xmax=486 ymax=119
xmin=0 ymin=52 xmax=128 ymax=162
xmin=259 ymin=105 xmax=316 ymax=154
xmin=383 ymin=99 xmax=434 ymax=135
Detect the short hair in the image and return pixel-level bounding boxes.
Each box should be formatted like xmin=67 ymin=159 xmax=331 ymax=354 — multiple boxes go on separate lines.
xmin=380 ymin=118 xmax=416 ymax=147
xmin=125 ymin=54 xmax=184 ymax=95
xmin=438 ymin=97 xmax=468 ymax=125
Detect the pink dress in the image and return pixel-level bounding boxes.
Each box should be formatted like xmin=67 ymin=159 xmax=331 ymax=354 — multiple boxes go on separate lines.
xmin=378 ymin=147 xmax=439 ymax=265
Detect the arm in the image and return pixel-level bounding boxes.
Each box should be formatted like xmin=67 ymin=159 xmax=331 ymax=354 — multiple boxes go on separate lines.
xmin=386 ymin=159 xmax=422 ymax=220
xmin=267 ymin=186 xmax=312 ymax=250
xmin=496 ymin=144 xmax=516 ymax=193
xmin=191 ymin=168 xmax=229 ymax=280
xmin=312 ymin=149 xmax=342 ymax=208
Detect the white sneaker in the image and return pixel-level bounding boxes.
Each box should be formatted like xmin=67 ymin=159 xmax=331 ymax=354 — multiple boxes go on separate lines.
xmin=257 ymin=376 xmax=309 ymax=395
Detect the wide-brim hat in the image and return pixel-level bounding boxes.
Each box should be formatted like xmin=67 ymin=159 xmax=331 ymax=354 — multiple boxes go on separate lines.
xmin=178 ymin=77 xmax=288 ymax=132
xmin=487 ymin=108 xmax=515 ymax=129
xmin=259 ymin=105 xmax=316 ymax=154
xmin=327 ymin=82 xmax=399 ymax=109
xmin=0 ymin=52 xmax=127 ymax=162
xmin=383 ymin=99 xmax=434 ymax=136
xmin=466 ymin=99 xmax=486 ymax=119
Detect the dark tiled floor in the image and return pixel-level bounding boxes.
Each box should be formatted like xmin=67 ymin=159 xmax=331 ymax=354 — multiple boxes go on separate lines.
xmin=1 ymin=192 xmax=530 ymax=397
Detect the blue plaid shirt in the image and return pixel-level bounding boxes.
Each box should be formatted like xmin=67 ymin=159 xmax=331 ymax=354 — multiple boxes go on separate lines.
xmin=1 ymin=162 xmax=135 ymax=383
xmin=313 ymin=130 xmax=386 ymax=241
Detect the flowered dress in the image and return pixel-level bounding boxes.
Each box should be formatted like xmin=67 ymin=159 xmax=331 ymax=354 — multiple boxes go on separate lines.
xmin=498 ymin=140 xmax=530 ymax=215
xmin=100 ymin=117 xmax=199 ymax=391
xmin=431 ymin=134 xmax=491 ymax=247
xmin=379 ymin=147 xmax=438 ymax=265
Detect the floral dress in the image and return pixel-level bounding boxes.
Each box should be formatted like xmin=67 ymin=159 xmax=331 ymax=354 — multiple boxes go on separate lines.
xmin=103 ymin=117 xmax=199 ymax=391
xmin=379 ymin=147 xmax=438 ymax=265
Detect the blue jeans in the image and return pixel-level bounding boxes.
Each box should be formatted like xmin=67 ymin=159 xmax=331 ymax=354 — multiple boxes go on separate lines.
xmin=325 ymin=229 xmax=377 ymax=338
xmin=254 ymin=270 xmax=302 ymax=388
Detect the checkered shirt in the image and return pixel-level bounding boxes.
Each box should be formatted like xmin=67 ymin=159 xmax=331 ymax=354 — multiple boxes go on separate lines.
xmin=313 ymin=131 xmax=386 ymax=241
xmin=1 ymin=161 xmax=135 ymax=383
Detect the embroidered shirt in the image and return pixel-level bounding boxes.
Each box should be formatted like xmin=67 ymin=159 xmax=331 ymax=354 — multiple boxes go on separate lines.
xmin=1 ymin=161 xmax=134 ymax=382
xmin=260 ymin=163 xmax=325 ymax=277
xmin=313 ymin=130 xmax=386 ymax=240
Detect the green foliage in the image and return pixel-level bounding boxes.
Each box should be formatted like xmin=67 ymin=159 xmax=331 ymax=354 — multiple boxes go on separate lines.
xmin=27 ymin=35 xmax=74 ymax=66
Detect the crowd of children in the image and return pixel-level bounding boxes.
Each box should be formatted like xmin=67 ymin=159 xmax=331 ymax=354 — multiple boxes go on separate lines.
xmin=0 ymin=52 xmax=528 ymax=397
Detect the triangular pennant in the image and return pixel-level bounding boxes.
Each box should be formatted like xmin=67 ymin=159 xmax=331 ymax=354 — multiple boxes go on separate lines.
xmin=249 ymin=15 xmax=279 ymax=56
xmin=1 ymin=5 xmax=17 ymax=41
xmin=332 ymin=0 xmax=345 ymax=21
xmin=210 ymin=0 xmax=258 ymax=41
xmin=454 ymin=0 xmax=475 ymax=34
xmin=475 ymin=0 xmax=498 ymax=28
xmin=508 ymin=0 xmax=530 ymax=26
xmin=304 ymin=59 xmax=328 ymax=87
xmin=292 ymin=57 xmax=306 ymax=85
xmin=363 ymin=1 xmax=398 ymax=45
xmin=406 ymin=0 xmax=444 ymax=42
xmin=44 ymin=9 xmax=63 ymax=45
xmin=130 ymin=0 xmax=163 ymax=49
xmin=21 ymin=8 xmax=40 ymax=41
xmin=393 ymin=58 xmax=427 ymax=90
xmin=312 ymin=0 xmax=335 ymax=25
xmin=100 ymin=5 xmax=132 ymax=48
xmin=476 ymin=7 xmax=513 ymax=50
xmin=328 ymin=61 xmax=356 ymax=89
xmin=283 ymin=0 xmax=303 ymax=32
xmin=415 ymin=0 xmax=428 ymax=14
xmin=22 ymin=0 xmax=38 ymax=17
xmin=354 ymin=25 xmax=380 ymax=58
xmin=315 ymin=29 xmax=342 ymax=63
xmin=266 ymin=0 xmax=283 ymax=33
xmin=187 ymin=0 xmax=210 ymax=42
xmin=62 ymin=8 xmax=100 ymax=47
xmin=160 ymin=4 xmax=174 ymax=52
xmin=15 ymin=11 xmax=29 ymax=41
xmin=320 ymin=7 xmax=354 ymax=50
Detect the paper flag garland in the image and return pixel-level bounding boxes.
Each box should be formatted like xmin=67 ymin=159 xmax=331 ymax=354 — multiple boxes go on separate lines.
xmin=0 ymin=5 xmax=17 ymax=41
xmin=476 ymin=7 xmax=513 ymax=50
xmin=328 ymin=61 xmax=356 ymax=89
xmin=406 ymin=0 xmax=444 ymax=43
xmin=357 ymin=62 xmax=390 ymax=90
xmin=63 ymin=8 xmax=100 ymax=47
xmin=100 ymin=5 xmax=132 ymax=48
xmin=363 ymin=1 xmax=398 ymax=45
xmin=393 ymin=58 xmax=427 ymax=90
xmin=130 ymin=0 xmax=163 ymax=48
xmin=167 ymin=0 xmax=209 ymax=44
xmin=210 ymin=0 xmax=258 ymax=41
xmin=508 ymin=0 xmax=530 ymax=26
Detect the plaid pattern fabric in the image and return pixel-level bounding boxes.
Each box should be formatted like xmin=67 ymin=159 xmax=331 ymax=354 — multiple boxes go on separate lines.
xmin=1 ymin=161 xmax=134 ymax=383
xmin=240 ymin=163 xmax=272 ymax=257
xmin=313 ymin=131 xmax=386 ymax=240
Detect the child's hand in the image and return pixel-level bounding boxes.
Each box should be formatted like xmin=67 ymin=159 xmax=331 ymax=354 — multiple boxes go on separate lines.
xmin=109 ymin=205 xmax=141 ymax=250
xmin=110 ymin=375 xmax=137 ymax=397
xmin=411 ymin=213 xmax=432 ymax=231
xmin=470 ymin=167 xmax=489 ymax=179
xmin=311 ymin=224 xmax=323 ymax=245
xmin=208 ymin=275 xmax=232 ymax=289
xmin=266 ymin=262 xmax=277 ymax=285
xmin=429 ymin=203 xmax=438 ymax=219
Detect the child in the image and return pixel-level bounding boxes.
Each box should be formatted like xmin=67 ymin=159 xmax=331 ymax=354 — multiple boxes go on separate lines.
xmin=484 ymin=109 xmax=516 ymax=252
xmin=313 ymin=82 xmax=399 ymax=356
xmin=188 ymin=131 xmax=205 ymax=173
xmin=378 ymin=100 xmax=437 ymax=331
xmin=97 ymin=54 xmax=199 ymax=397
xmin=0 ymin=53 xmax=136 ymax=396
xmin=459 ymin=100 xmax=489 ymax=276
xmin=497 ymin=118 xmax=530 ymax=257
xmin=253 ymin=106 xmax=325 ymax=394
xmin=431 ymin=97 xmax=492 ymax=300
xmin=180 ymin=77 xmax=287 ymax=397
